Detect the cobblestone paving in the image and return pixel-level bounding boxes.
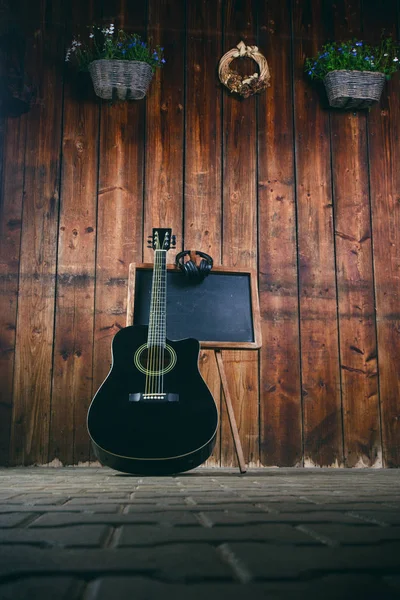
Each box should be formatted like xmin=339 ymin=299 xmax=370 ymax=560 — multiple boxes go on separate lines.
xmin=0 ymin=467 xmax=399 ymax=599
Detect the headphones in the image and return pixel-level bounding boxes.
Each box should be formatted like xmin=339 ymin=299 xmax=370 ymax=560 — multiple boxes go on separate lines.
xmin=175 ymin=250 xmax=213 ymax=281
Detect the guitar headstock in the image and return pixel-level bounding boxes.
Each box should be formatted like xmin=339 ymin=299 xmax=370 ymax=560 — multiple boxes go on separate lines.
xmin=147 ymin=228 xmax=176 ymax=251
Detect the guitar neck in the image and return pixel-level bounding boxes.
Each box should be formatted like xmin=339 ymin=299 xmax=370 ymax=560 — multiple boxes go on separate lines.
xmin=147 ymin=249 xmax=167 ymax=348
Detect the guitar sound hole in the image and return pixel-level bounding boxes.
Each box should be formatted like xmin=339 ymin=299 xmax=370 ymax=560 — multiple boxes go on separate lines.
xmin=134 ymin=343 xmax=177 ymax=376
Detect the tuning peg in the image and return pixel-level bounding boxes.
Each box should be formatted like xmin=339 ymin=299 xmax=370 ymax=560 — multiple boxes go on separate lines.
xmin=171 ymin=235 xmax=176 ymax=247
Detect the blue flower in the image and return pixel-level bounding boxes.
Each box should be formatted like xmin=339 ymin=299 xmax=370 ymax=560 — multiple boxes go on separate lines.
xmin=161 ymin=58 xmax=166 ymax=64
xmin=355 ymin=41 xmax=363 ymax=46
xmin=122 ymin=49 xmax=126 ymax=54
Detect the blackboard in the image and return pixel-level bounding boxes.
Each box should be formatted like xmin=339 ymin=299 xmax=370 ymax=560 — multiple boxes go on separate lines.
xmin=127 ymin=264 xmax=261 ymax=349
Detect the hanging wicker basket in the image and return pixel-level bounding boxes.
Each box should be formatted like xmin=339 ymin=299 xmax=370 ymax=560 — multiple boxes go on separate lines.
xmin=88 ymin=59 xmax=154 ymax=100
xmin=323 ymin=70 xmax=386 ymax=109
xmin=218 ymin=41 xmax=270 ymax=98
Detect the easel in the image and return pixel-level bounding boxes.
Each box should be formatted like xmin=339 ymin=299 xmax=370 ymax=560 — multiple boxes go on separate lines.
xmin=127 ymin=263 xmax=262 ymax=474
xmin=214 ymin=349 xmax=247 ymax=473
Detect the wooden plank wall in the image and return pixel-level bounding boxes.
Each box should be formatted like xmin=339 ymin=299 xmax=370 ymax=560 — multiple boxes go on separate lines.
xmin=0 ymin=0 xmax=399 ymax=467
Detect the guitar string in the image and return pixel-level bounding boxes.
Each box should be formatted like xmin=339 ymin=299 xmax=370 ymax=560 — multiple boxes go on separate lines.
xmin=146 ymin=246 xmax=158 ymax=395
xmin=159 ymin=250 xmax=165 ymax=394
xmin=155 ymin=249 xmax=162 ymax=395
xmin=151 ymin=249 xmax=160 ymax=395
xmin=154 ymin=249 xmax=164 ymax=395
xmin=158 ymin=250 xmax=166 ymax=395
xmin=161 ymin=250 xmax=166 ymax=396
xmin=146 ymin=245 xmax=167 ymax=397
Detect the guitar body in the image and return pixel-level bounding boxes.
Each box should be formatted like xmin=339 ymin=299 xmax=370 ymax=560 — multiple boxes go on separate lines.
xmin=87 ymin=325 xmax=219 ymax=475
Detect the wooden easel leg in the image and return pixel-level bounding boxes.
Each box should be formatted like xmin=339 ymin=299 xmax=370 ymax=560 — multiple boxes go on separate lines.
xmin=215 ymin=350 xmax=247 ymax=474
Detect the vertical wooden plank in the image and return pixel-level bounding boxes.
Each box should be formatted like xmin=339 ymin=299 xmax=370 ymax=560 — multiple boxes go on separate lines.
xmin=328 ymin=0 xmax=381 ymax=467
xmin=93 ymin=0 xmax=147 ymax=409
xmin=185 ymin=0 xmax=222 ymax=466
xmin=363 ymin=0 xmax=400 ymax=467
xmin=221 ymin=0 xmax=259 ymax=468
xmin=293 ymin=0 xmax=343 ymax=467
xmin=49 ymin=0 xmax=100 ymax=466
xmin=0 ymin=0 xmax=28 ymax=464
xmin=144 ymin=0 xmax=185 ymax=261
xmin=9 ymin=0 xmax=64 ymax=465
xmin=0 ymin=104 xmax=27 ymax=466
xmin=258 ymin=0 xmax=302 ymax=466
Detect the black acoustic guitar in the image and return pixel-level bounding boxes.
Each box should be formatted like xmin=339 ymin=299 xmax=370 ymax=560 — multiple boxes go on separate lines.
xmin=87 ymin=228 xmax=219 ymax=475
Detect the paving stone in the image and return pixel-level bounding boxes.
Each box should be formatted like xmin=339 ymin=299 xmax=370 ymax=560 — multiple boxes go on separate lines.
xmin=65 ymin=496 xmax=131 ymax=503
xmin=0 ymin=513 xmax=34 ymax=528
xmin=223 ymin=542 xmax=400 ymax=579
xmin=0 ymin=524 xmax=109 ymax=547
xmin=194 ymin=510 xmax=365 ymax=525
xmin=89 ymin=574 xmax=399 ymax=600
xmin=0 ymin=577 xmax=84 ymax=600
xmin=346 ymin=511 xmax=400 ymax=525
xmin=117 ymin=523 xmax=319 ymax=546
xmin=4 ymin=495 xmax=70 ymax=505
xmin=0 ymin=504 xmax=122 ymax=513
xmin=304 ymin=524 xmax=400 ymax=545
xmin=0 ymin=545 xmax=233 ymax=582
xmin=30 ymin=511 xmax=199 ymax=527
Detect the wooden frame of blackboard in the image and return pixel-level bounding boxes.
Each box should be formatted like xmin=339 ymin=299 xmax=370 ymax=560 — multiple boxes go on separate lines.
xmin=126 ymin=263 xmax=262 ymax=349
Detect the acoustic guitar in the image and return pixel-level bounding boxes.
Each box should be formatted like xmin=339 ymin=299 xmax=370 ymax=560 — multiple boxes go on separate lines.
xmin=87 ymin=228 xmax=219 ymax=474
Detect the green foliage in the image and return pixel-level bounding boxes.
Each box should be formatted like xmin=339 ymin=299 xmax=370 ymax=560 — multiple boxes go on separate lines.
xmin=65 ymin=24 xmax=165 ymax=72
xmin=305 ymin=36 xmax=399 ymax=81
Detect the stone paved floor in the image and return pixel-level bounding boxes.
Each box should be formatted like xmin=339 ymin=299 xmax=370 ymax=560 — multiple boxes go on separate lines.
xmin=0 ymin=467 xmax=399 ymax=599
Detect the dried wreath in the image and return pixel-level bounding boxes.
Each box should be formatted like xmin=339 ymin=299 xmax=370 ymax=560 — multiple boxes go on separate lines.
xmin=218 ymin=40 xmax=270 ymax=98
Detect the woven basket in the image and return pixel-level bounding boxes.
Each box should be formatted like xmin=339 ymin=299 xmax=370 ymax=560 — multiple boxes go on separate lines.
xmin=323 ymin=70 xmax=386 ymax=109
xmin=88 ymin=59 xmax=154 ymax=100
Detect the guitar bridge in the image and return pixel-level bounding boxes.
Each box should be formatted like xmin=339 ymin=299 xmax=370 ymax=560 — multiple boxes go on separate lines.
xmin=129 ymin=393 xmax=179 ymax=403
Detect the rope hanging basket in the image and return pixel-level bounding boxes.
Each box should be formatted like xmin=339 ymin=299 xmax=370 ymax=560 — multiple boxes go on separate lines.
xmin=218 ymin=41 xmax=270 ymax=98
xmin=88 ymin=59 xmax=154 ymax=100
xmin=323 ymin=70 xmax=386 ymax=109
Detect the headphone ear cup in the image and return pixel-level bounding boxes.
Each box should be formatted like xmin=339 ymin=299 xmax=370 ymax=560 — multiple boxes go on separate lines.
xmin=175 ymin=250 xmax=190 ymax=275
xmin=199 ymin=259 xmax=211 ymax=278
xmin=196 ymin=251 xmax=213 ymax=279
xmin=184 ymin=259 xmax=198 ymax=279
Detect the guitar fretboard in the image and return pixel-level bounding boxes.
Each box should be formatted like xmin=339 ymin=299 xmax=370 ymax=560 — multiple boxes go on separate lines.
xmin=147 ymin=250 xmax=167 ymax=348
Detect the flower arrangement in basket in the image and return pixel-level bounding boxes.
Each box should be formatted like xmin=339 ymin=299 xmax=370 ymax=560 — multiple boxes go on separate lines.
xmin=218 ymin=41 xmax=270 ymax=99
xmin=65 ymin=23 xmax=165 ymax=100
xmin=305 ymin=35 xmax=399 ymax=109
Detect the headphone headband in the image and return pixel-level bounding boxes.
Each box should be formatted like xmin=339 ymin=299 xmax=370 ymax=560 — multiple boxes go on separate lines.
xmin=175 ymin=250 xmax=213 ymax=281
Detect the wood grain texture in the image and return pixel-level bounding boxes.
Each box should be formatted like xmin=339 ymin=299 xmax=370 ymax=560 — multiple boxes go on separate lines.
xmin=293 ymin=0 xmax=343 ymax=467
xmin=92 ymin=1 xmax=147 ymax=409
xmin=258 ymin=0 xmax=302 ymax=466
xmin=221 ymin=0 xmax=259 ymax=467
xmin=0 ymin=106 xmax=27 ymax=465
xmin=144 ymin=0 xmax=185 ymax=263
xmin=328 ymin=1 xmax=381 ymax=467
xmin=49 ymin=0 xmax=100 ymax=466
xmin=363 ymin=0 xmax=400 ymax=467
xmin=185 ymin=0 xmax=222 ymax=466
xmin=1 ymin=0 xmax=399 ymax=467
xmin=10 ymin=0 xmax=64 ymax=465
